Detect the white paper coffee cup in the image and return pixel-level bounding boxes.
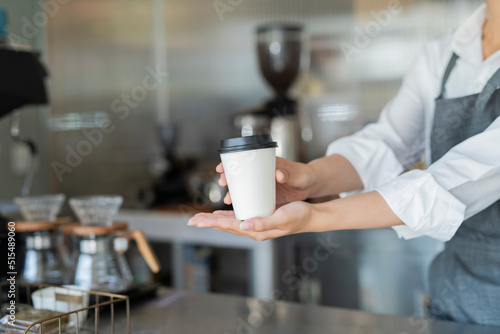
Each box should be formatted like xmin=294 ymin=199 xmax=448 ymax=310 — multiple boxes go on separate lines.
xmin=219 ymin=135 xmax=278 ymax=221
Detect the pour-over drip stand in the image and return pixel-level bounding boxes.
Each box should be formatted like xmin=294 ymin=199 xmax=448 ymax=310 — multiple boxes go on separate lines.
xmin=69 ymin=195 xmax=123 ymax=227
xmin=66 ymin=196 xmax=161 ymax=298
xmin=12 ymin=194 xmax=68 ymax=285
xmin=63 ymin=222 xmax=161 ymax=298
xmin=14 ymin=194 xmax=66 ymax=223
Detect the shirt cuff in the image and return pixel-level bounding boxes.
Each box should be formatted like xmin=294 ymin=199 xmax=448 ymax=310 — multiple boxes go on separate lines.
xmin=326 ymin=136 xmax=405 ymax=193
xmin=391 ymin=225 xmax=426 ymax=239
xmin=375 ymin=170 xmax=466 ymax=242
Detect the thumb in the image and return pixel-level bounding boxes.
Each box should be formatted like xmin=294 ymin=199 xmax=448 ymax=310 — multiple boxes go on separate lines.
xmin=241 ymin=214 xmax=277 ymax=232
xmin=275 ymin=157 xmax=291 ymax=184
xmin=276 ymin=169 xmax=288 ymax=184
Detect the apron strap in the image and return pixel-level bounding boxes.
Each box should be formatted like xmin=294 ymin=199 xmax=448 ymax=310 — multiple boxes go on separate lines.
xmin=437 ymin=53 xmax=459 ymax=100
xmin=475 ymin=66 xmax=500 ymax=113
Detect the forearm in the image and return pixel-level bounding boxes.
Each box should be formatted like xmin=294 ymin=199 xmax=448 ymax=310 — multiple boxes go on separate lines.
xmin=306 ymin=154 xmax=364 ymax=198
xmin=306 ymin=190 xmax=403 ymax=233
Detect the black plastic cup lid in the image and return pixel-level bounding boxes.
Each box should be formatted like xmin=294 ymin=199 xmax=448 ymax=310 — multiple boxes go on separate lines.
xmin=218 ymin=134 xmax=278 ymax=154
xmin=256 ymin=23 xmax=303 ymax=34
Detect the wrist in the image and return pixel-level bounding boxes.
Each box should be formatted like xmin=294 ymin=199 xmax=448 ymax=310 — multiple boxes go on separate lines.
xmin=298 ymin=201 xmax=316 ymax=234
xmin=308 ymin=199 xmax=341 ymax=233
xmin=304 ymin=161 xmax=320 ymax=198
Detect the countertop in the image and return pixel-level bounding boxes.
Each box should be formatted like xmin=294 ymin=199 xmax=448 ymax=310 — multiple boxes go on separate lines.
xmin=104 ymin=288 xmax=498 ymax=334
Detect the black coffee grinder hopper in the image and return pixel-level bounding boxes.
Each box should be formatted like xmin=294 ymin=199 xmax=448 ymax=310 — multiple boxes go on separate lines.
xmin=234 ymin=23 xmax=303 ymax=161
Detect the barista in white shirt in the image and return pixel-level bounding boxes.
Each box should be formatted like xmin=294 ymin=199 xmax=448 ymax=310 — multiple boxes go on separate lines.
xmin=189 ymin=1 xmax=500 ymax=326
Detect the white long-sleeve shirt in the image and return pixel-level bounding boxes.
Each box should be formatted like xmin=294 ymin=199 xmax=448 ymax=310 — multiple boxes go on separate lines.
xmin=326 ymin=3 xmax=500 ymax=242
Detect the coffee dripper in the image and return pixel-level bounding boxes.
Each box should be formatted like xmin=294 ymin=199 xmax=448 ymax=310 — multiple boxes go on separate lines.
xmin=65 ymin=196 xmax=160 ymax=292
xmin=13 ymin=194 xmax=68 ymax=285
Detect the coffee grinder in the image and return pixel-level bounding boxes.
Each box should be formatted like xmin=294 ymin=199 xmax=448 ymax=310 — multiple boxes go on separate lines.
xmin=234 ymin=23 xmax=303 ymax=161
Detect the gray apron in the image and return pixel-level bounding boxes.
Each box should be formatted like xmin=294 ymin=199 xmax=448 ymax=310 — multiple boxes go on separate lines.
xmin=428 ymin=53 xmax=500 ymax=326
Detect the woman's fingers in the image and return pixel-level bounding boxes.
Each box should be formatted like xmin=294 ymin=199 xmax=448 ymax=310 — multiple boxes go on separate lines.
xmin=218 ymin=173 xmax=227 ymax=187
xmin=216 ymin=163 xmax=231 ymax=203
xmin=276 ymin=157 xmax=314 ymax=191
xmin=242 ymin=215 xmax=282 ymax=233
xmin=275 ymin=157 xmax=292 ymax=184
xmin=188 ymin=213 xmax=239 ymax=230
xmin=216 ymin=162 xmax=224 ymax=173
xmin=188 ymin=211 xmax=285 ymax=241
xmin=223 ymin=192 xmax=232 ymax=205
xmin=242 ymin=202 xmax=309 ymax=234
xmin=186 ymin=203 xmax=306 ymax=241
xmin=212 ymin=210 xmax=236 ymax=217
xmin=276 ymin=159 xmax=286 ymax=184
xmin=187 ymin=213 xmax=210 ymax=226
xmin=211 ymin=224 xmax=283 ymax=241
xmin=221 ymin=158 xmax=298 ymax=187
xmin=212 ymin=227 xmax=243 ymax=236
xmin=276 ymin=169 xmax=287 ymax=184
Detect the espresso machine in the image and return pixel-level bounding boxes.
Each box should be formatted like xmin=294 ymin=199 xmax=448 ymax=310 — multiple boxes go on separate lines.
xmin=234 ymin=23 xmax=303 ymax=161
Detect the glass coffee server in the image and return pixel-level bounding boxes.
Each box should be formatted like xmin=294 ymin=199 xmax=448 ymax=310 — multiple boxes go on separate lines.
xmin=14 ymin=194 xmax=68 ymax=285
xmin=65 ymin=196 xmax=160 ymax=293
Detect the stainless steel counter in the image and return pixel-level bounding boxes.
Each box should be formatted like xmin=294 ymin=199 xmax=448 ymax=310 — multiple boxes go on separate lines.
xmin=105 ymin=289 xmax=498 ymax=334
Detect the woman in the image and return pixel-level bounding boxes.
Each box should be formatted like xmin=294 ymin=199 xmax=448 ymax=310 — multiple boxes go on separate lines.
xmin=189 ymin=1 xmax=500 ymax=326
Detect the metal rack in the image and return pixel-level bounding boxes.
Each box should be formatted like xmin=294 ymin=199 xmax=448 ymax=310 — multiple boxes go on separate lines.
xmin=0 ymin=282 xmax=130 ymax=334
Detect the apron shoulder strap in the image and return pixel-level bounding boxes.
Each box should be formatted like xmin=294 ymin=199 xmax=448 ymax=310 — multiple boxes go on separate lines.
xmin=475 ymin=66 xmax=500 ymax=113
xmin=437 ymin=53 xmax=459 ymax=99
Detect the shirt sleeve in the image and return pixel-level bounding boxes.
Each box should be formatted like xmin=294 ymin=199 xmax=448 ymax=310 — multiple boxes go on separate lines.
xmin=377 ymin=117 xmax=500 ymax=241
xmin=327 ymin=46 xmax=430 ymax=192
xmin=326 ymin=42 xmax=500 ymax=242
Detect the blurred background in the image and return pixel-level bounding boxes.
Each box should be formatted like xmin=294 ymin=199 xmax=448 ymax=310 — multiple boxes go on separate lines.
xmin=0 ymin=0 xmax=483 ymax=318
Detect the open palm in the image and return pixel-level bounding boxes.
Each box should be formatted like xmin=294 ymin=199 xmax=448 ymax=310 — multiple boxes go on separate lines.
xmin=188 ymin=201 xmax=312 ymax=241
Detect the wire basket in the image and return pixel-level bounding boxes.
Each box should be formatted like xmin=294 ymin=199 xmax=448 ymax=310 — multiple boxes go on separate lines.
xmin=0 ymin=282 xmax=130 ymax=334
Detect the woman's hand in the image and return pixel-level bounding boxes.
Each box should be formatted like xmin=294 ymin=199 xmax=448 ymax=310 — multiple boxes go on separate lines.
xmin=187 ymin=201 xmax=313 ymax=241
xmin=217 ymin=157 xmax=316 ymax=205
xmin=187 ymin=191 xmax=403 ymax=241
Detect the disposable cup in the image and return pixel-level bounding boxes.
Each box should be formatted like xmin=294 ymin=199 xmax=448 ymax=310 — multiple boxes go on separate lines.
xmin=219 ymin=134 xmax=278 ymax=221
